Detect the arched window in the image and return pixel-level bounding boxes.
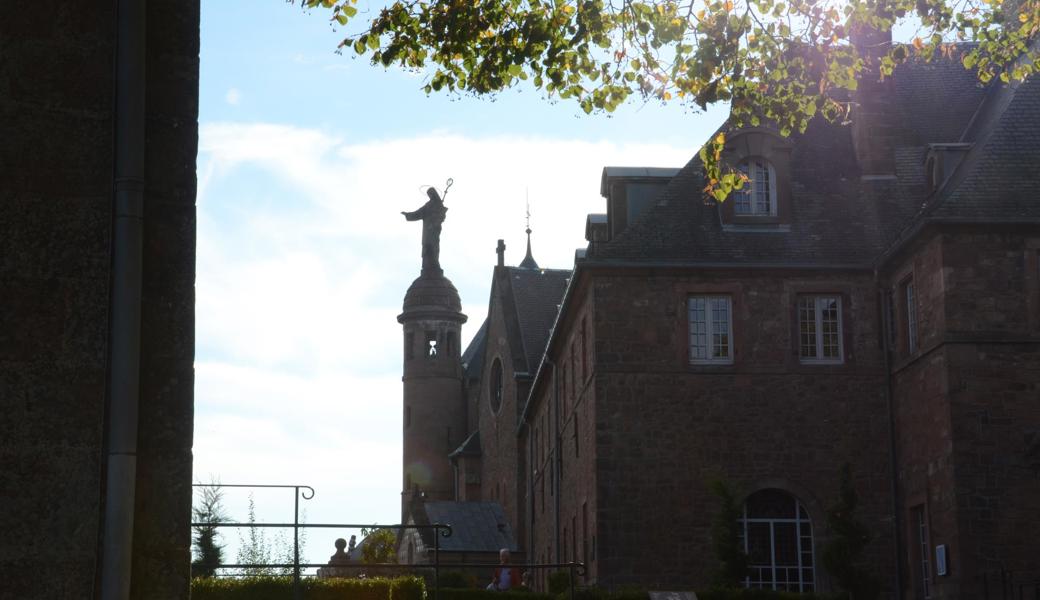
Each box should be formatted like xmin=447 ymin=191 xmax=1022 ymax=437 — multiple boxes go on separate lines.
xmin=489 ymin=358 xmax=503 ymax=414
xmin=734 ymin=159 xmax=777 ymax=216
xmin=740 ymin=489 xmax=815 ymax=592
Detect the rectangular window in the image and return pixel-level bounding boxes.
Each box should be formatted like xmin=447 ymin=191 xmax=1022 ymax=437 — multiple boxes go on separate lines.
xmin=580 ymin=318 xmax=587 ymax=379
xmin=734 ymin=160 xmax=777 ymax=216
xmin=570 ymin=343 xmax=577 ymax=399
xmin=798 ymin=296 xmax=843 ymax=363
xmin=582 ymin=502 xmax=589 ymax=567
xmin=688 ymin=296 xmax=733 ymax=364
xmin=904 ymin=278 xmax=918 ymax=353
xmin=912 ymin=505 xmax=932 ymax=599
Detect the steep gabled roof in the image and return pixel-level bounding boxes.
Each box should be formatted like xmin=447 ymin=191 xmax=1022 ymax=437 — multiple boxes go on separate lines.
xmin=420 ymin=502 xmax=518 ymax=552
xmin=586 ymin=51 xmax=1029 ymax=267
xmin=462 ymin=318 xmax=488 ymax=381
xmin=928 ymin=73 xmax=1040 ymax=222
xmin=504 ymin=267 xmax=571 ymax=372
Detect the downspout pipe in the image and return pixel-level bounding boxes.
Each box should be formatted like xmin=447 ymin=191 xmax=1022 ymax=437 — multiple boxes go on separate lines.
xmin=876 ymin=273 xmax=904 ymax=600
xmin=99 ymin=1 xmax=145 ymax=599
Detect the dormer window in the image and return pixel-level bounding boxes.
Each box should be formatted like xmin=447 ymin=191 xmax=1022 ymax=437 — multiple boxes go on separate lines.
xmin=734 ymin=159 xmax=777 ymax=216
xmin=717 ymin=130 xmax=791 ymax=227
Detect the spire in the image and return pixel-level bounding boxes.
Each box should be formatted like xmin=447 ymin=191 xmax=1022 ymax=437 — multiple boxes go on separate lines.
xmin=519 ymin=195 xmax=539 ymax=269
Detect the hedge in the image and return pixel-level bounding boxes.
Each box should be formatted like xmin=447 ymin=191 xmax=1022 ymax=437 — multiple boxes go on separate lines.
xmin=694 ymin=590 xmax=847 ymax=600
xmin=568 ymin=588 xmax=846 ymax=600
xmin=433 ymin=588 xmax=553 ymax=600
xmin=191 ymin=575 xmax=425 ymax=600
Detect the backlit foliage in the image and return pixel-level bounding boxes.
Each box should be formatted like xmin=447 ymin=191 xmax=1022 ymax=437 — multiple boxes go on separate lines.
xmin=302 ymin=0 xmax=1038 ymax=195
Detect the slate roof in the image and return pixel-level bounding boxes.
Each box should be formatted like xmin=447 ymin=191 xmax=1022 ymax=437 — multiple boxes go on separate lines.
xmin=419 ymin=502 xmax=518 ymax=552
xmin=449 ymin=430 xmax=481 ymax=458
xmin=929 ymin=72 xmax=1040 ymax=222
xmin=505 ymin=267 xmax=571 ymax=372
xmin=462 ymin=318 xmax=488 ymax=381
xmin=586 ymin=49 xmax=1039 ymax=267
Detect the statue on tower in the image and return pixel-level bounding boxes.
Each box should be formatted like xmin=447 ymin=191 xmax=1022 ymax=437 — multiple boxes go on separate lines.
xmin=402 ymin=183 xmax=449 ymax=274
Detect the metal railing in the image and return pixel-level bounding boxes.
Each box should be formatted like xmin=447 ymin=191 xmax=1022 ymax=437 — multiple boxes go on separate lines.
xmin=191 ymin=483 xmax=586 ymax=600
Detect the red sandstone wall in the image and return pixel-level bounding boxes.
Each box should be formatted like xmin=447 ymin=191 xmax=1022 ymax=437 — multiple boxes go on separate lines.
xmin=478 ymin=272 xmax=524 ymax=540
xmin=887 ymin=228 xmax=1040 ymax=599
xmin=527 ymin=268 xmax=896 ymax=592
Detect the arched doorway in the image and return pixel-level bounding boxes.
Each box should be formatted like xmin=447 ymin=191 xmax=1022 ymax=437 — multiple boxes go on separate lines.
xmin=740 ymin=489 xmax=816 ymax=592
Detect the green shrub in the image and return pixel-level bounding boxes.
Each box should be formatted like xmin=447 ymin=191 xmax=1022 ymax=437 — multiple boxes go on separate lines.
xmin=697 ymin=589 xmax=847 ymax=600
xmin=392 ymin=576 xmax=427 ymax=600
xmin=437 ymin=571 xmax=477 ymax=589
xmin=561 ymin=587 xmax=845 ymax=600
xmin=191 ymin=575 xmax=425 ymax=600
xmin=546 ymin=572 xmax=572 ymax=595
xmin=569 ymin=587 xmax=649 ymax=600
xmin=435 ymin=589 xmax=553 ymax=600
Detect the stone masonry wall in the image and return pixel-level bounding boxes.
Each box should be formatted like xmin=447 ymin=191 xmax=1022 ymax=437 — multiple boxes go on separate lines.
xmin=590 ymin=268 xmax=896 ymax=591
xmin=525 ymin=288 xmax=598 ymax=588
xmin=940 ymin=231 xmax=1040 ymax=597
xmin=0 ymin=2 xmax=198 ymax=598
xmin=478 ymin=270 xmax=524 ymax=540
xmin=885 ymin=228 xmax=1040 ymax=599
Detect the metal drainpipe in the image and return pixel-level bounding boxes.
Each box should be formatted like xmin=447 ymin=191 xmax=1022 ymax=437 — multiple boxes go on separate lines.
xmin=539 ymin=358 xmax=560 ymax=565
xmin=552 ymin=362 xmax=562 ymax=565
xmin=877 ymin=273 xmax=905 ymax=600
xmin=98 ymin=0 xmax=145 ymax=598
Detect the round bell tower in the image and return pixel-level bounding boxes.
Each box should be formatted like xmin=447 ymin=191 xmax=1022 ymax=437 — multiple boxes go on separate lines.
xmin=397 ymin=187 xmax=467 ymax=519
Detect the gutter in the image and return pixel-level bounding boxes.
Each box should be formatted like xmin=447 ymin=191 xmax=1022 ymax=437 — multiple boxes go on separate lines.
xmin=876 ymin=273 xmax=904 ymax=600
xmin=98 ymin=1 xmax=145 ymax=598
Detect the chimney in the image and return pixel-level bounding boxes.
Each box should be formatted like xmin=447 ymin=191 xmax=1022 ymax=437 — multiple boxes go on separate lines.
xmin=496 ymin=239 xmax=505 ymax=267
xmin=850 ymin=25 xmax=897 ymax=177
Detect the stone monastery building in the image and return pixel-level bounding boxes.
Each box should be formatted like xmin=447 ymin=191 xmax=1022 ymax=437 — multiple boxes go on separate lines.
xmin=396 ymin=44 xmax=1040 ymax=599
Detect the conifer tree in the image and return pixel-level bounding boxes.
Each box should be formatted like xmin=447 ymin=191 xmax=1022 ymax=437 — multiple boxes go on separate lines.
xmin=821 ymin=464 xmax=881 ymax=600
xmin=191 ymin=485 xmax=227 ymax=578
xmin=709 ymin=479 xmax=749 ymax=589
xmin=237 ymin=493 xmax=273 ymax=576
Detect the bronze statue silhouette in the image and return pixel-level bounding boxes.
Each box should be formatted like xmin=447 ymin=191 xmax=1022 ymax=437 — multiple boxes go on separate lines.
xmin=402 ymin=187 xmax=448 ymax=273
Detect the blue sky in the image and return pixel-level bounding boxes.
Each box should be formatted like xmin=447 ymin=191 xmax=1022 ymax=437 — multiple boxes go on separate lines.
xmin=193 ymin=0 xmax=726 ymax=569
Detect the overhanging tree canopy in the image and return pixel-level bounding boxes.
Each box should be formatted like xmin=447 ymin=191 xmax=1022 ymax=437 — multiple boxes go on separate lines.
xmin=302 ymin=0 xmax=1038 ymax=195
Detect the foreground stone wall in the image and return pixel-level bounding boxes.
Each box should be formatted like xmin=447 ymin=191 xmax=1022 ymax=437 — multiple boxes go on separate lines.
xmin=0 ymin=2 xmax=198 ymax=598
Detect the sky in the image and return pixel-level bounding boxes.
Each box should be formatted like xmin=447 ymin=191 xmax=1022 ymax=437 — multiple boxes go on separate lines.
xmin=192 ymin=0 xmax=727 ymax=569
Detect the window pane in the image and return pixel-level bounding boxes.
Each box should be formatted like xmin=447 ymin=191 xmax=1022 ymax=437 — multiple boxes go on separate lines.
xmin=711 ymin=297 xmax=730 ymax=359
xmin=819 ymin=297 xmax=840 ymax=359
xmin=754 ymin=161 xmax=771 ymax=214
xmin=798 ymin=298 xmax=817 ymax=358
xmin=689 ymin=298 xmax=707 ymax=359
xmin=743 ymin=490 xmax=815 ymax=592
xmin=735 ymin=163 xmax=751 ymax=214
xmin=690 ymin=296 xmax=732 ymax=362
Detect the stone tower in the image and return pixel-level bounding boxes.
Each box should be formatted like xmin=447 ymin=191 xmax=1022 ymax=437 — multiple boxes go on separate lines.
xmin=398 ymin=190 xmax=467 ymax=519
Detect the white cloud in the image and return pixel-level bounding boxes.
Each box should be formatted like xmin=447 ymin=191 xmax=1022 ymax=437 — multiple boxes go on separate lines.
xmin=193 ymin=122 xmax=706 ymax=564
xmin=225 ymin=87 xmax=242 ymax=106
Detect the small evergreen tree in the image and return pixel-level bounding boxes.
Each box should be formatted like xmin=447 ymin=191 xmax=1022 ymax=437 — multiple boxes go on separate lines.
xmin=237 ymin=493 xmax=274 ymax=576
xmin=191 ymin=484 xmax=227 ymax=578
xmin=821 ymin=464 xmax=881 ymax=600
xmin=273 ymin=510 xmax=308 ymax=576
xmin=708 ymin=479 xmax=749 ymax=589
xmin=360 ymin=527 xmax=399 ymax=564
